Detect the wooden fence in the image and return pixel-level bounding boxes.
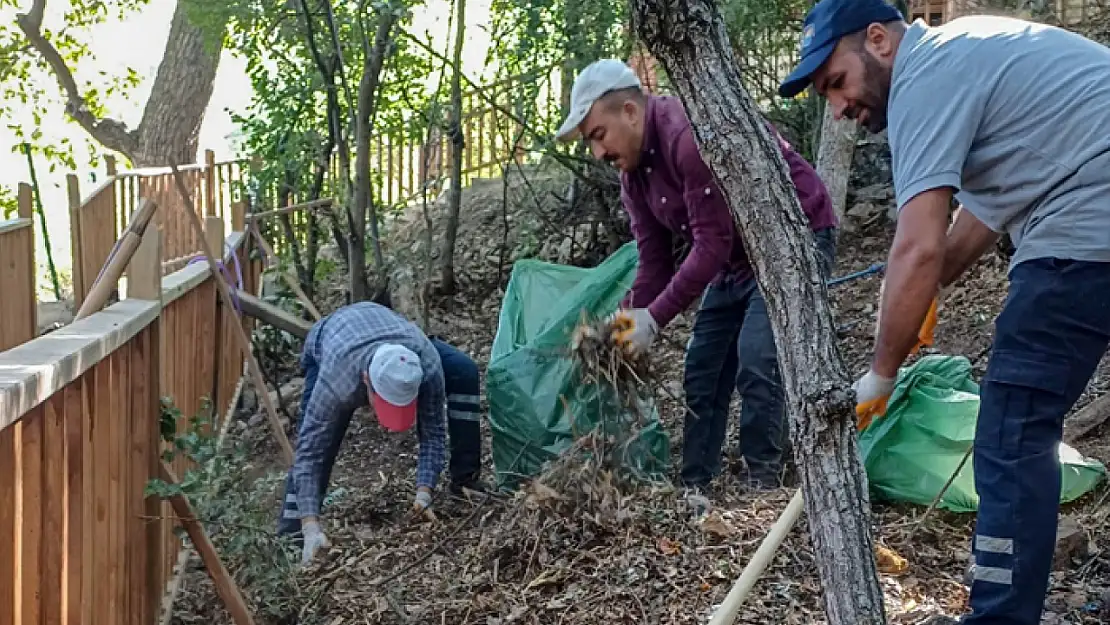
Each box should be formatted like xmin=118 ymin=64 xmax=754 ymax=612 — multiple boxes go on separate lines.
xmin=66 ymin=151 xmax=249 ymax=311
xmin=0 ymin=213 xmax=260 ymax=625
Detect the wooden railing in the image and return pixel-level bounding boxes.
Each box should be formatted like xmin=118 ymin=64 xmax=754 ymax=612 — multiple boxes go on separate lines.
xmin=0 ymin=222 xmax=260 ymax=625
xmin=66 ymin=151 xmax=249 ymax=309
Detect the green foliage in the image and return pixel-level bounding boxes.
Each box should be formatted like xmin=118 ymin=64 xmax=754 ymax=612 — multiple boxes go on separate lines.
xmin=146 ymin=396 xmax=304 ymax=622
xmin=0 ymin=184 xmax=15 ymax=219
xmin=0 ymin=0 xmax=150 ymax=171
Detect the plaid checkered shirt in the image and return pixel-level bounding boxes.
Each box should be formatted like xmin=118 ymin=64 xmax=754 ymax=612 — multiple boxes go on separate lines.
xmin=292 ymin=302 xmax=446 ymax=518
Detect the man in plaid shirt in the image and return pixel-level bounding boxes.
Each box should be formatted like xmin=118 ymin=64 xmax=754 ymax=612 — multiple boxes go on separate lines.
xmin=276 ymin=301 xmax=487 ymax=564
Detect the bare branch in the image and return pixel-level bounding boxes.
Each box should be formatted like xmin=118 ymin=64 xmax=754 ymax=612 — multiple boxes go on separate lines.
xmin=16 ymin=0 xmax=139 ymax=160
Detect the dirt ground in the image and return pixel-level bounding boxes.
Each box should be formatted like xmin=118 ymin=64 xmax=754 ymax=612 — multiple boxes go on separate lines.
xmin=171 ymin=167 xmax=1110 ymax=625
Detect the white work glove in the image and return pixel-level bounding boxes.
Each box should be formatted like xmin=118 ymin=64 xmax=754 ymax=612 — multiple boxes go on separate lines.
xmin=852 ymin=370 xmax=896 ymax=431
xmin=300 ymin=519 xmax=330 ymax=566
xmin=411 ymin=487 xmax=436 ymax=522
xmin=608 ymin=308 xmax=659 ymax=356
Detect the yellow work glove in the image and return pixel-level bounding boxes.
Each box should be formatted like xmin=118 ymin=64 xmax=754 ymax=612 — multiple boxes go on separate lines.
xmin=608 ymin=308 xmax=658 ymax=356
xmin=911 ymin=297 xmax=940 ymax=356
xmin=853 ymin=370 xmax=896 ymax=431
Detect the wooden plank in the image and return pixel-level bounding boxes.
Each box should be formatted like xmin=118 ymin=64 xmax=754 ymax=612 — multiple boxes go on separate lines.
xmin=0 ymin=426 xmax=15 ymax=625
xmin=0 ymin=221 xmax=36 ymax=351
xmin=42 ymin=392 xmax=65 ymax=625
xmin=128 ymin=327 xmax=156 ymax=625
xmin=62 ymin=380 xmax=84 ymax=625
xmin=159 ymin=463 xmax=257 ymax=625
xmin=16 ymin=406 xmax=44 ymax=625
xmin=0 ymin=299 xmax=159 ymax=426
xmin=79 ymin=378 xmax=94 ymax=625
xmin=108 ymin=348 xmax=126 ymax=622
xmin=67 ymin=174 xmax=85 ymax=307
xmin=233 ymin=289 xmax=313 ymax=339
xmin=93 ymin=357 xmax=112 ymax=625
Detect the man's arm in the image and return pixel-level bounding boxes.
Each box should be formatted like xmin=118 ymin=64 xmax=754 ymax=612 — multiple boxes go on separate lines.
xmin=292 ymin=376 xmax=356 ymax=522
xmin=621 ymin=186 xmax=674 ymax=310
xmin=940 ymin=205 xmax=999 ymax=288
xmin=872 ymin=187 xmax=950 ymax=377
xmin=414 ymin=366 xmax=447 ymax=491
xmin=644 ymin=129 xmax=733 ymax=327
xmin=873 ymin=64 xmax=990 ymax=378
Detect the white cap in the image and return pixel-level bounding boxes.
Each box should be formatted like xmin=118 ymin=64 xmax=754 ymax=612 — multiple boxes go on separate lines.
xmin=554 ymin=59 xmax=642 ymax=142
xmin=368 ymin=344 xmax=423 ymax=407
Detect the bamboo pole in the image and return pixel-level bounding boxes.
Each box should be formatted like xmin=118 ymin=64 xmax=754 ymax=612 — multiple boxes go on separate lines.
xmin=707 ymin=490 xmax=805 ymax=625
xmin=21 ymin=144 xmax=62 ymax=300
xmin=167 ymin=163 xmax=295 ymax=465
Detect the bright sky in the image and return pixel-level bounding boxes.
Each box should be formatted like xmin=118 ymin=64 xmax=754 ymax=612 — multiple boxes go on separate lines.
xmin=0 ymin=0 xmax=495 ymax=298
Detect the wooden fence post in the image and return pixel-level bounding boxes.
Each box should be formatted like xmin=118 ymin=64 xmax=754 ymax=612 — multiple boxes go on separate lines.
xmin=205 ymin=216 xmax=226 ymax=427
xmin=17 ymin=183 xmax=32 ymax=219
xmin=126 ymin=218 xmax=162 ymax=302
xmin=204 ymin=150 xmax=217 ymax=218
xmin=105 ymin=155 xmax=117 ymax=177
xmin=66 ymin=174 xmax=84 ymax=309
xmin=230 ymin=201 xmax=246 ymax=234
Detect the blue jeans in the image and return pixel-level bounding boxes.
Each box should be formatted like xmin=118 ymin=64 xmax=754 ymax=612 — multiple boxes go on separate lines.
xmin=680 ymin=228 xmax=837 ymax=488
xmin=277 ymin=336 xmax=483 ymax=535
xmin=964 ymin=258 xmax=1110 ymax=625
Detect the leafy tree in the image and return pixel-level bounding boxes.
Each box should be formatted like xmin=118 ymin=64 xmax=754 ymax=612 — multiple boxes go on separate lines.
xmin=5 ymin=0 xmax=227 ymax=167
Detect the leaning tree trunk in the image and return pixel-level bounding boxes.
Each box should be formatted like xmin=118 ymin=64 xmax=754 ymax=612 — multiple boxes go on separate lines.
xmin=629 ymin=1 xmax=886 ymax=623
xmin=815 ymin=103 xmax=859 ymax=224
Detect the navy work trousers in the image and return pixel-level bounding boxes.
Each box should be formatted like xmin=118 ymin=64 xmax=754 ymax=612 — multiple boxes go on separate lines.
xmin=680 ymin=227 xmax=837 ymax=488
xmin=964 ymin=258 xmax=1110 ymax=624
xmin=277 ymin=337 xmax=483 ymax=535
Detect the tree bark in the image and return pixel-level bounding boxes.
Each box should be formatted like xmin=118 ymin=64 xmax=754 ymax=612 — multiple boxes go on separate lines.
xmin=628 ymin=1 xmax=886 ymax=623
xmin=815 ymin=102 xmax=859 ymax=224
xmin=351 ymin=8 xmax=398 ymax=302
xmin=437 ymin=0 xmax=468 ymax=294
xmin=17 ymin=0 xmax=224 ymax=167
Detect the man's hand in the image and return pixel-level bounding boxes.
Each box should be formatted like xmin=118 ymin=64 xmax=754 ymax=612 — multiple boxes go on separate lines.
xmin=411 ymin=486 xmax=437 ymax=522
xmin=853 ymin=370 xmax=896 ymax=431
xmin=609 ymin=308 xmax=658 ymax=356
xmin=300 ymin=518 xmax=330 ymax=565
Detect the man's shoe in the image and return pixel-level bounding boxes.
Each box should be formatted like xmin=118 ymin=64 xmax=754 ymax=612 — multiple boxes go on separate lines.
xmin=450 ymin=478 xmax=491 ymax=497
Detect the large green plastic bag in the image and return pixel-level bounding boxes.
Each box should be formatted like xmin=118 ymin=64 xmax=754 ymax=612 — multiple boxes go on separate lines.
xmin=486 ymin=242 xmax=670 ymax=489
xmin=858 ymin=354 xmax=1106 ymax=512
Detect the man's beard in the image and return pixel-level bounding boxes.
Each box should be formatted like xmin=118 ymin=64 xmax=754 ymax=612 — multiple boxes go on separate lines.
xmin=857 ymin=52 xmax=891 ymax=133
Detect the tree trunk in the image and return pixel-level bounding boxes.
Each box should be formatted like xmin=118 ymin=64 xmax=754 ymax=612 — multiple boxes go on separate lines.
xmin=438 ymin=0 xmax=468 ymax=295
xmin=351 ymin=9 xmax=397 ymax=302
xmin=815 ymin=103 xmax=859 ymax=224
xmin=629 ymin=1 xmax=886 ymax=623
xmin=18 ymin=0 xmax=224 ymax=167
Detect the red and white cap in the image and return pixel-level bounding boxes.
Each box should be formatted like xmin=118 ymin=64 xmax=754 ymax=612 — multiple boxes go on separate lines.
xmin=368 ymin=344 xmax=423 ymax=432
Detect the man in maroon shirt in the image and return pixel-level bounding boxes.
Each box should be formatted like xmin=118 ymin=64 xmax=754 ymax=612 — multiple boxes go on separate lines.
xmin=556 ymin=59 xmax=839 ymax=495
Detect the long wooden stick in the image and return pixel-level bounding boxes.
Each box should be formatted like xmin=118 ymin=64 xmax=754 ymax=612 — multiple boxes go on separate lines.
xmin=249 ymin=222 xmax=322 ymax=321
xmin=167 ymin=163 xmax=295 ymax=465
xmin=707 ymin=490 xmax=805 ymax=625
xmin=244 ymin=198 xmax=332 ymax=223
xmin=159 ymin=463 xmax=257 ymax=625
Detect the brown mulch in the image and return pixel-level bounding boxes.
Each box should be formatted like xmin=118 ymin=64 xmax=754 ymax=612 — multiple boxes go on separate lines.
xmin=172 ymin=169 xmax=1110 ymax=625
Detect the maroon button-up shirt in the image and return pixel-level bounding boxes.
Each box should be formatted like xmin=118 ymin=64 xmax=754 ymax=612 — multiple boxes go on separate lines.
xmin=619 ymin=95 xmax=838 ymax=328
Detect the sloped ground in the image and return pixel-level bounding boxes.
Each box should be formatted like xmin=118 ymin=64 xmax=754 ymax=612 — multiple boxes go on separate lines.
xmin=172 ymin=163 xmax=1110 ymax=625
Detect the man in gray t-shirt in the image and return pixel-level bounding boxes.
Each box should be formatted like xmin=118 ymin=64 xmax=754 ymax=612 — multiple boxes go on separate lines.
xmin=780 ymin=0 xmax=1110 ymax=623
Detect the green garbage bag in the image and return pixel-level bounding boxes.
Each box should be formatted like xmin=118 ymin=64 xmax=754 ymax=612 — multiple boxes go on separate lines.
xmin=486 ymin=242 xmax=670 ymax=489
xmin=858 ymin=354 xmax=1106 ymax=512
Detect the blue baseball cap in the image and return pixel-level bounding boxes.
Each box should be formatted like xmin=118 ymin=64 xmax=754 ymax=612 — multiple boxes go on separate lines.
xmin=778 ymin=0 xmax=905 ymax=98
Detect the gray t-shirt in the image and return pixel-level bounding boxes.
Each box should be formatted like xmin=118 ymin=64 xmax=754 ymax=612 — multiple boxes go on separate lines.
xmin=889 ymin=15 xmax=1110 ymax=271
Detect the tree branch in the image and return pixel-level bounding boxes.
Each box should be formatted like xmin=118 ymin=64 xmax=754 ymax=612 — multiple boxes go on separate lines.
xmin=16 ymin=0 xmax=139 ymax=160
